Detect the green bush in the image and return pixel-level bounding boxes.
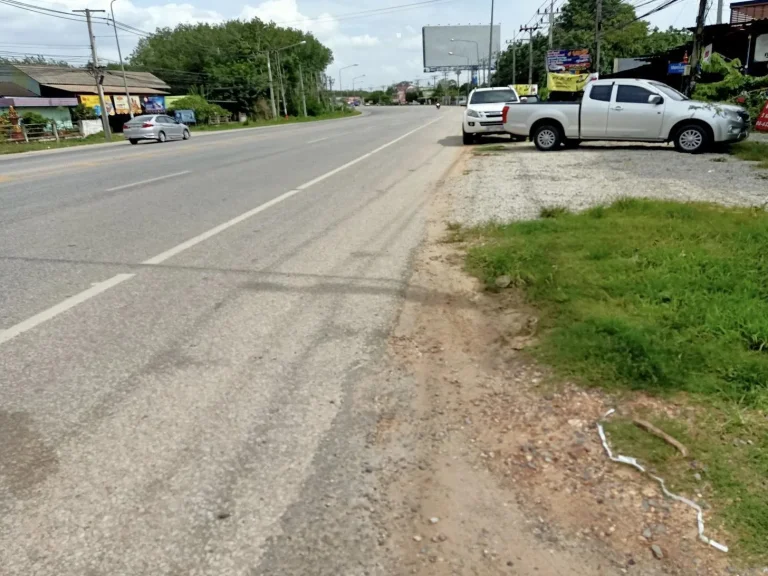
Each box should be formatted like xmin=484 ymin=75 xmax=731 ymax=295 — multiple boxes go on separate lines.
xmin=21 ymin=111 xmax=50 ymax=126
xmin=165 ymin=95 xmax=230 ymax=124
xmin=70 ymin=104 xmax=97 ymax=121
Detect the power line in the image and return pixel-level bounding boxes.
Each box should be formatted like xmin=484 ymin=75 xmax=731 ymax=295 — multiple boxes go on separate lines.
xmin=271 ymin=0 xmax=459 ymax=26
xmin=0 ymin=0 xmax=88 ymax=22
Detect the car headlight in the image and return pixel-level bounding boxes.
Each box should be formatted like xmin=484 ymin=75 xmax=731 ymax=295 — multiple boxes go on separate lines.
xmin=466 ymin=109 xmax=480 ymax=118
xmin=724 ymin=109 xmax=741 ymax=122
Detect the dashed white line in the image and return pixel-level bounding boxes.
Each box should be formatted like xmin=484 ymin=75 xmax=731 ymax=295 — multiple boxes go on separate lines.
xmin=306 ymin=136 xmax=331 ymax=145
xmin=106 ymin=171 xmax=191 ymax=192
xmin=0 ymin=274 xmax=135 ymax=346
xmin=143 ymin=115 xmax=443 ymax=264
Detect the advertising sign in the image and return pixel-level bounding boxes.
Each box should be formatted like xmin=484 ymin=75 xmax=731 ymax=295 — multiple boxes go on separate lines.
xmin=422 ymin=25 xmax=501 ymax=71
xmin=142 ymin=95 xmax=165 ymax=113
xmin=174 ymin=110 xmax=196 ymax=124
xmin=79 ymin=94 xmax=114 ymax=116
xmin=513 ymin=84 xmax=538 ymax=96
xmin=702 ymin=44 xmax=713 ymax=64
xmin=113 ymin=94 xmax=130 ymax=114
xmin=756 ymin=101 xmax=768 ymax=133
xmin=547 ymin=73 xmax=597 ymax=92
xmin=755 ymin=33 xmax=768 ymax=63
xmin=546 ymin=49 xmax=591 ymax=72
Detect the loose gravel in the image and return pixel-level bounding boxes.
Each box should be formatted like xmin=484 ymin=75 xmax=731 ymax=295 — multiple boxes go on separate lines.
xmin=451 ymin=138 xmax=768 ymax=226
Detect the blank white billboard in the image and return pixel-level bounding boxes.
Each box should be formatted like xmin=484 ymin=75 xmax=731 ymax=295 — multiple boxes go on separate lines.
xmin=422 ymin=25 xmax=501 ymax=70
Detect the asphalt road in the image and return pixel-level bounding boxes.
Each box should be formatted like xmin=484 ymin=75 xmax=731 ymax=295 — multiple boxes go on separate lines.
xmin=0 ymin=107 xmax=462 ymax=575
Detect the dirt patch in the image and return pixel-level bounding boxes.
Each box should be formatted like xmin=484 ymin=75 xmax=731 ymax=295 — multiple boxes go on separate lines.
xmin=375 ymin=150 xmax=739 ymax=576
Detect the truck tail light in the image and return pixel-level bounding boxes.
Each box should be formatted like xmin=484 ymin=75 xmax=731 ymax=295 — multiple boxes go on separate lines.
xmin=502 ymin=105 xmax=509 ymax=124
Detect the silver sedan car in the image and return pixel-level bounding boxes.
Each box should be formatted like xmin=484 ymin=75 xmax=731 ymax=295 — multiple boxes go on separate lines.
xmin=123 ymin=114 xmax=191 ymax=144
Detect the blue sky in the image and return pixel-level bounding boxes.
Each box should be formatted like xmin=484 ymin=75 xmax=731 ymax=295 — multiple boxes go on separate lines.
xmin=1 ymin=0 xmax=713 ymax=88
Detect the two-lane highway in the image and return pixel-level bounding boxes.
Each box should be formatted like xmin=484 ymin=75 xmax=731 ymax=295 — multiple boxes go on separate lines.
xmin=0 ymin=106 xmax=461 ymax=575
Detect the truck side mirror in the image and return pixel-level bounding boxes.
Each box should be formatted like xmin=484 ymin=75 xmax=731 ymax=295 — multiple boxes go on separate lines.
xmin=648 ymin=95 xmax=664 ymax=105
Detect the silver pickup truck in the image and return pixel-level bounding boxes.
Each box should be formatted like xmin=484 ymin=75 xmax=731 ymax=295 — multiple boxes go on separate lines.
xmin=501 ymin=78 xmax=750 ymax=153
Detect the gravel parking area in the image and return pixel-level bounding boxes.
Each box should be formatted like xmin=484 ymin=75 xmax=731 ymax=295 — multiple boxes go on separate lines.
xmin=450 ymin=137 xmax=768 ymax=225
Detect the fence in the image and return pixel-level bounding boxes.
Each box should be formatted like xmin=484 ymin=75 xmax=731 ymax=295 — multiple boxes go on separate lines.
xmin=0 ymin=122 xmax=82 ymax=145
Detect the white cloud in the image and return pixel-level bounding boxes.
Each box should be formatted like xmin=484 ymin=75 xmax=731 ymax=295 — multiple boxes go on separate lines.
xmin=405 ymin=25 xmax=415 ymax=34
xmin=400 ymin=35 xmax=422 ymax=50
xmin=395 ymin=32 xmax=402 ymax=39
xmin=330 ymin=34 xmax=380 ymax=48
xmin=382 ymin=65 xmax=399 ymax=75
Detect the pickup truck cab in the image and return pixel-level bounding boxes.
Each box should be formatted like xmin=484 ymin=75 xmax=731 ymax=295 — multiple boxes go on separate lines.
xmin=463 ymin=86 xmax=520 ymax=144
xmin=501 ymin=79 xmax=750 ymax=153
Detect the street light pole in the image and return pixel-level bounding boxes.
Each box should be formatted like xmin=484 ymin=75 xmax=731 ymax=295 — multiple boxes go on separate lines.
xmin=338 ymin=64 xmax=358 ymax=107
xmin=488 ymin=0 xmax=495 ymax=85
xmin=109 ymin=0 xmax=133 ymax=118
xmin=452 ymin=39 xmax=481 ymax=85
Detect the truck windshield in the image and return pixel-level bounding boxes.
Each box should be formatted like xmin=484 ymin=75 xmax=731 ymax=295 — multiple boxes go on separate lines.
xmin=470 ymin=90 xmax=518 ymax=104
xmin=649 ymin=82 xmax=688 ymax=101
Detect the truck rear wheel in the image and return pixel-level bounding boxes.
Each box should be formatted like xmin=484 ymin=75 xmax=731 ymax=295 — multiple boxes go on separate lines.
xmin=674 ymin=124 xmax=709 ymax=154
xmin=462 ymin=129 xmax=474 ymax=145
xmin=533 ymin=124 xmax=562 ymax=151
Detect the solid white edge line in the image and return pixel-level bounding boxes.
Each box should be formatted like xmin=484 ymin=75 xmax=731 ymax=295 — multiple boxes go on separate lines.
xmin=142 ymin=115 xmax=444 ymax=266
xmin=106 ymin=171 xmax=191 ymax=192
xmin=0 ymin=274 xmax=135 ymax=346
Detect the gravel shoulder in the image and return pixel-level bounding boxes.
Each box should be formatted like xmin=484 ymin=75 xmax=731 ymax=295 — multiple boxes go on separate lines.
xmin=452 ymin=137 xmax=768 ymax=225
xmin=374 ymin=141 xmax=764 ymax=575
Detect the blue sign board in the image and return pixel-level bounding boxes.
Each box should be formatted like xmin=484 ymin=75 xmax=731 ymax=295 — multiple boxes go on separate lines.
xmin=174 ymin=109 xmax=196 ymax=124
xmin=546 ymin=49 xmax=591 ymax=72
xmin=668 ymin=62 xmax=686 ymax=75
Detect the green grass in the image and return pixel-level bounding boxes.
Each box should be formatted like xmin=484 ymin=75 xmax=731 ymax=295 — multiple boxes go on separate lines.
xmin=0 ymin=133 xmax=107 ymax=155
xmin=190 ymin=109 xmax=361 ymax=132
xmin=729 ymin=141 xmax=768 ymax=169
xmin=463 ymin=198 xmax=768 ymax=558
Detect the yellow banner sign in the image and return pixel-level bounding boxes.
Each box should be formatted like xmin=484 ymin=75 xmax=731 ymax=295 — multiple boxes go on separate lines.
xmin=79 ymin=94 xmax=115 ymax=115
xmin=547 ymin=73 xmax=598 ymax=92
xmin=513 ymin=84 xmax=538 ymax=96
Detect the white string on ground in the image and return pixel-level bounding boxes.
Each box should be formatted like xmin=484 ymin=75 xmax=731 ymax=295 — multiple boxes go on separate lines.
xmin=596 ymin=408 xmax=728 ymax=553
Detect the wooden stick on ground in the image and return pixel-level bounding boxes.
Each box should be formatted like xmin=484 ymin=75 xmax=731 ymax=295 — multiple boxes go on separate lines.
xmin=633 ymin=418 xmax=689 ymax=457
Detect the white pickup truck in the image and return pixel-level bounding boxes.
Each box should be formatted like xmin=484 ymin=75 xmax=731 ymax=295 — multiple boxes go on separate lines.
xmin=501 ymin=78 xmax=750 ymax=153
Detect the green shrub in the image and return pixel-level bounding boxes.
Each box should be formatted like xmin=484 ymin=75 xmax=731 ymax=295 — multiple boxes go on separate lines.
xmin=165 ymin=95 xmax=230 ymax=124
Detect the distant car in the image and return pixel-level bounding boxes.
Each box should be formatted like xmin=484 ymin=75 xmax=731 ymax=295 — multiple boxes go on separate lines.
xmin=123 ymin=114 xmax=190 ymax=144
xmin=462 ymin=86 xmax=520 ymax=145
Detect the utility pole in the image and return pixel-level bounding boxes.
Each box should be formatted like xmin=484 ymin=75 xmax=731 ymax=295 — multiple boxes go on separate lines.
xmin=716 ymin=0 xmax=724 ymax=23
xmin=109 ymin=0 xmax=132 ymax=119
xmin=520 ymin=25 xmax=540 ymax=86
xmin=266 ymin=51 xmax=277 ymax=118
xmin=595 ymin=0 xmax=603 ymax=76
xmin=298 ymin=62 xmax=307 ymax=117
xmin=690 ymin=0 xmax=709 ymax=74
xmin=74 ymin=8 xmax=110 ymax=141
xmin=548 ymin=0 xmax=555 ymax=48
xmin=487 ymin=0 xmax=495 ymax=85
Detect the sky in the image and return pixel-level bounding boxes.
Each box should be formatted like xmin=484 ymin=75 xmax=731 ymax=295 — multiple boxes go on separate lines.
xmin=1 ymin=0 xmax=722 ymax=89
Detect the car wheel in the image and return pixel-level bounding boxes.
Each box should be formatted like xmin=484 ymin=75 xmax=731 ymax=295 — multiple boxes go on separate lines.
xmin=462 ymin=129 xmax=474 ymax=145
xmin=182 ymin=129 xmax=191 ymax=140
xmin=674 ymin=124 xmax=708 ymax=153
xmin=129 ymin=139 xmax=138 ymax=145
xmin=533 ymin=124 xmax=562 ymax=151
xmin=157 ymin=131 xmax=166 ymax=143
xmin=564 ymin=139 xmax=582 ymax=149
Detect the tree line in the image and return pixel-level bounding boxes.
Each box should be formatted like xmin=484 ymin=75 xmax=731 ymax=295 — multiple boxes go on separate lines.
xmin=125 ymin=18 xmax=334 ymax=118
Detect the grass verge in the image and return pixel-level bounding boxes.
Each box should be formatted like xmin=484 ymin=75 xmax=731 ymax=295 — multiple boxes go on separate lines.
xmin=0 ymin=133 xmax=108 ymax=155
xmin=462 ymin=198 xmax=768 ymax=559
xmin=729 ymin=141 xmax=768 ymax=169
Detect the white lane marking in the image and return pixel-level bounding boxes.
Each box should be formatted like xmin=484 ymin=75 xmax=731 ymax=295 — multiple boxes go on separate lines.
xmin=0 ymin=274 xmax=135 ymax=346
xmin=143 ymin=116 xmax=443 ymax=265
xmin=106 ymin=171 xmax=191 ymax=192
xmin=0 ymin=115 xmax=443 ymax=346
xmin=307 ymin=136 xmax=330 ymax=145
xmin=142 ymin=189 xmax=303 ymax=265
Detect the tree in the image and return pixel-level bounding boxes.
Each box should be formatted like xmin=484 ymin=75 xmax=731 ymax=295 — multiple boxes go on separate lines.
xmin=127 ymin=19 xmax=333 ymax=117
xmin=493 ymin=0 xmax=691 ymax=87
